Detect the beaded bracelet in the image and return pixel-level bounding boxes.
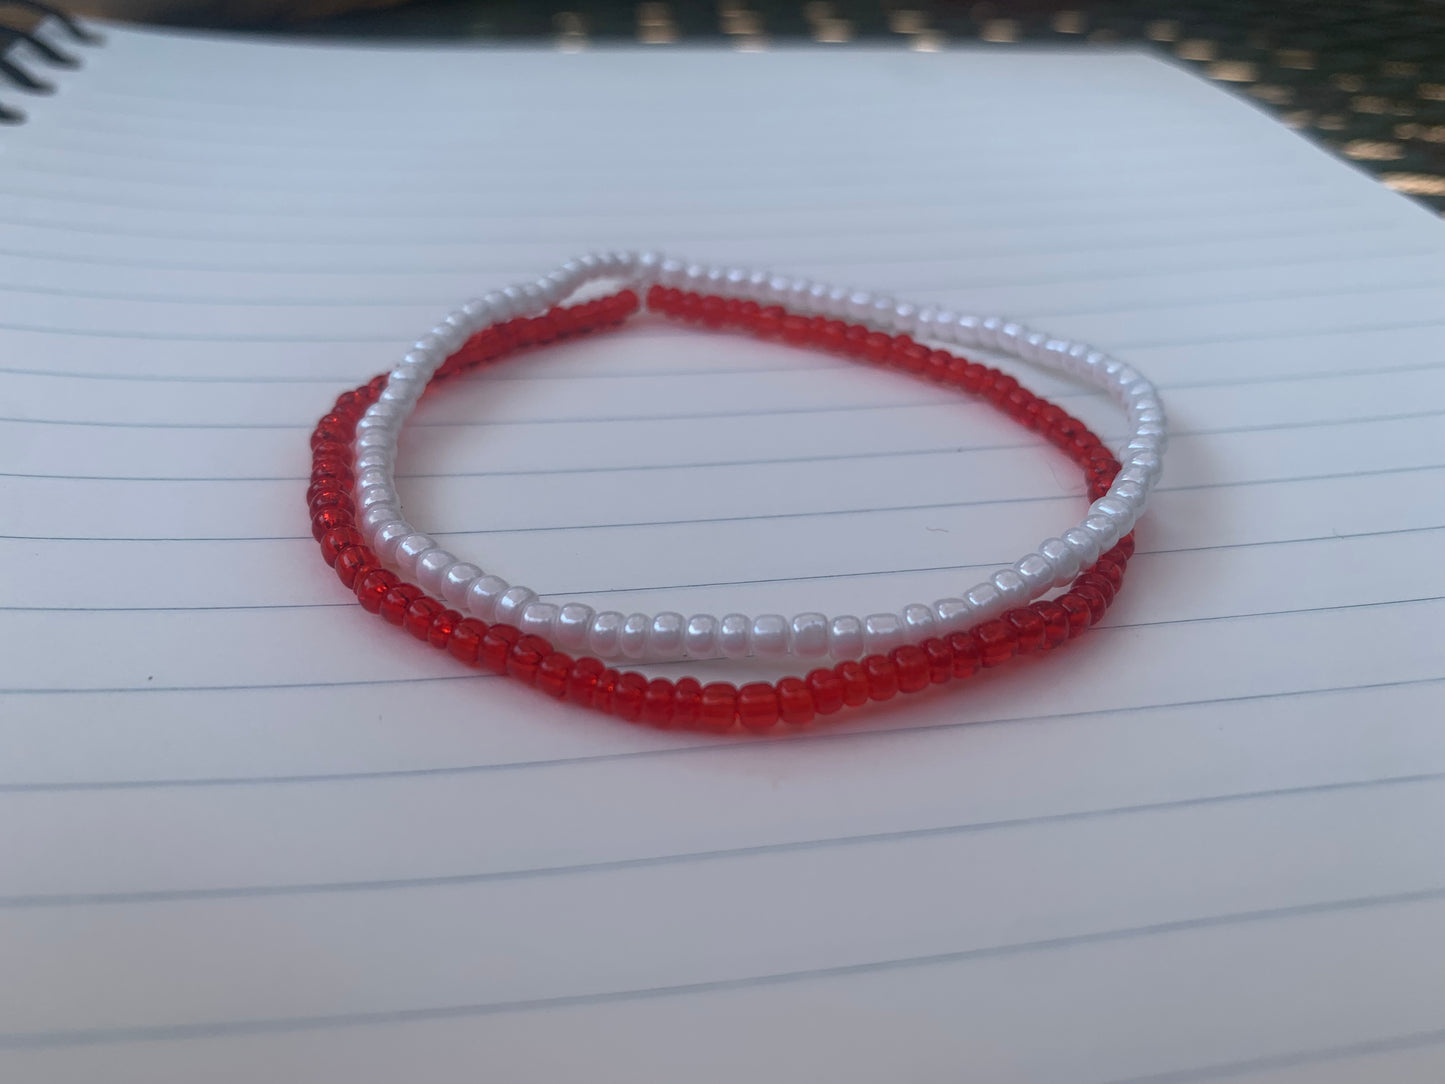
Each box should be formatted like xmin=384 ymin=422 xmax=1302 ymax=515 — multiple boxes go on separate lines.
xmin=345 ymin=253 xmax=1164 ymax=663
xmin=310 ymin=292 xmax=1133 ymax=733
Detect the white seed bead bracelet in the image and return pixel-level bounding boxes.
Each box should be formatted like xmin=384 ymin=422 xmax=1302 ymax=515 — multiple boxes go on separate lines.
xmin=351 ymin=252 xmax=1166 ymax=662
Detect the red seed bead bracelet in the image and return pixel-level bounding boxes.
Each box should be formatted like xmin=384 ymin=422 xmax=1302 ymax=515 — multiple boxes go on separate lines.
xmin=310 ymin=290 xmax=1132 ymax=733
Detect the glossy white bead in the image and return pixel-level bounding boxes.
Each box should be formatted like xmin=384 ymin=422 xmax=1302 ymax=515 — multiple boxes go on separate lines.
xmin=790 ymin=612 xmax=829 ymax=657
xmin=719 ymin=614 xmax=751 ymax=659
xmin=750 ymin=614 xmax=789 ymax=657
xmin=933 ymin=597 xmax=974 ymax=633
xmin=589 ymin=611 xmax=624 ymax=656
xmin=901 ymin=603 xmax=936 ymax=639
xmin=685 ymin=614 xmax=719 ymax=658
xmin=1014 ymin=553 xmax=1054 ymax=594
xmin=519 ymin=601 xmax=559 ymax=639
xmin=361 ymin=504 xmax=400 ymax=533
xmin=828 ymin=615 xmax=865 ymax=659
xmin=651 ymin=612 xmax=686 ymax=658
xmin=414 ymin=549 xmax=456 ymax=597
xmin=493 ymin=586 xmax=536 ymax=625
xmin=1038 ymin=538 xmax=1080 ymax=587
xmin=372 ymin=521 xmax=412 ymax=561
xmin=990 ymin=568 xmax=1030 ymax=608
xmin=1062 ymin=526 xmax=1102 ymax=567
xmin=864 ymin=613 xmax=905 ymax=654
xmin=554 ymin=603 xmax=594 ymax=651
xmin=964 ymin=582 xmax=1006 ymax=622
xmin=441 ymin=563 xmax=483 ymax=609
xmin=393 ymin=533 xmax=436 ymax=580
xmin=465 ymin=574 xmax=511 ymax=621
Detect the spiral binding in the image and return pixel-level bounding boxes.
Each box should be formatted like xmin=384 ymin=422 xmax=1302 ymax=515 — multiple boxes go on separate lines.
xmin=0 ymin=2 xmax=101 ymax=123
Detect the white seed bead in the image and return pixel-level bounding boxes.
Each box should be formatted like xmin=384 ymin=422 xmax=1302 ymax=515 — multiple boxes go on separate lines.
xmin=790 ymin=613 xmax=829 ymax=657
xmin=650 ymin=612 xmax=686 ymax=658
xmin=554 ymin=603 xmax=594 ymax=651
xmin=441 ymin=563 xmax=483 ymax=609
xmin=719 ymin=614 xmax=751 ymax=659
xmin=372 ymin=521 xmax=412 ymax=562
xmin=589 ymin=611 xmax=624 ymax=656
xmin=864 ymin=613 xmax=905 ymax=655
xmin=934 ymin=597 xmax=974 ymax=634
xmin=519 ymin=601 xmax=559 ymax=639
xmin=414 ymin=549 xmax=456 ymax=597
xmin=750 ymin=614 xmax=790 ymax=657
xmin=393 ymin=533 xmax=436 ymax=580
xmin=964 ymin=582 xmax=1006 ymax=623
xmin=1014 ymin=553 xmax=1054 ymax=594
xmin=685 ymin=614 xmax=719 ymax=658
xmin=619 ymin=613 xmax=651 ymax=659
xmin=828 ymin=615 xmax=865 ymax=659
xmin=361 ymin=505 xmax=400 ymax=533
xmin=1039 ymin=538 xmax=1081 ymax=587
xmin=465 ymin=575 xmax=510 ymax=621
xmin=1062 ymin=526 xmax=1102 ymax=567
xmin=493 ymin=585 xmax=536 ymax=625
xmin=901 ymin=603 xmax=936 ymax=639
xmin=990 ymin=568 xmax=1030 ymax=609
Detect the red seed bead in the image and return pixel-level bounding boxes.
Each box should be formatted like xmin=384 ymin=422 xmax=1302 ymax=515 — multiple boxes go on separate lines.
xmin=319 ymin=525 xmax=364 ymax=567
xmin=946 ymin=631 xmax=982 ymax=679
xmin=891 ymin=339 xmax=929 ymax=374
xmin=611 ymin=672 xmax=648 ymax=722
xmin=593 ymin=668 xmax=622 ymax=714
xmin=448 ymin=618 xmax=488 ymax=664
xmin=862 ymin=655 xmax=900 ymax=701
xmin=403 ymin=596 xmax=444 ymax=641
xmin=863 ymin=331 xmax=892 ymax=364
xmin=1072 ymin=583 xmax=1109 ymax=623
xmin=700 ymin=296 xmax=727 ymax=328
xmin=842 ymin=323 xmax=870 ymax=356
xmin=1057 ymin=593 xmax=1094 ymax=637
xmin=974 ymin=620 xmax=1019 ymax=667
xmin=756 ymin=305 xmax=785 ymax=338
xmin=780 ymin=313 xmax=811 ymax=344
xmin=354 ymin=568 xmax=399 ymax=614
xmin=776 ymin=677 xmax=815 ymax=726
xmin=566 ymin=656 xmax=605 ymax=707
xmin=1094 ymin=555 xmax=1125 ymax=593
xmin=699 ymin=682 xmax=738 ymax=731
xmin=507 ymin=634 xmax=551 ymax=684
xmin=311 ymin=507 xmax=352 ymax=542
xmin=310 ymin=458 xmax=353 ymax=486
xmin=1113 ymin=533 xmax=1136 ymax=562
xmin=307 ymin=478 xmax=349 ymax=507
xmin=641 ymin=678 xmax=677 ymax=727
xmin=308 ymin=491 xmax=354 ymax=520
xmin=380 ymin=584 xmax=423 ymax=626
xmin=333 ymin=545 xmax=373 ymax=589
xmin=1004 ymin=608 xmax=1047 ymax=654
xmin=671 ymin=678 xmax=702 ymax=728
xmin=920 ymin=637 xmax=954 ymax=684
xmin=1075 ymin=571 xmax=1116 ymax=607
xmin=479 ymin=624 xmax=522 ymax=674
xmin=428 ymin=608 xmax=462 ymax=649
xmin=737 ymin=682 xmax=781 ymax=733
xmin=891 ymin=644 xmax=931 ymax=693
xmin=1030 ymin=600 xmax=1071 ymax=649
xmin=535 ymin=653 xmax=573 ymax=698
xmin=834 ymin=660 xmax=871 ymax=707
xmin=312 ymin=439 xmax=350 ymax=464
xmin=806 ymin=668 xmax=846 ymax=715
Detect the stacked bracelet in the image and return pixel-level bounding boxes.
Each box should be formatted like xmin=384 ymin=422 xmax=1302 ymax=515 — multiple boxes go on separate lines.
xmin=309 ymin=283 xmax=1143 ymax=733
xmin=345 ymin=252 xmax=1165 ymax=663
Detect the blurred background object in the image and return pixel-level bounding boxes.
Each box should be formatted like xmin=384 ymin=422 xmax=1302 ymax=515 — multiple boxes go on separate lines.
xmin=31 ymin=1 xmax=1445 ymax=214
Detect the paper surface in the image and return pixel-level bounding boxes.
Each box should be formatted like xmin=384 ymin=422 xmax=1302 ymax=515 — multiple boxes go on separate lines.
xmin=1 ymin=23 xmax=1443 ymax=1083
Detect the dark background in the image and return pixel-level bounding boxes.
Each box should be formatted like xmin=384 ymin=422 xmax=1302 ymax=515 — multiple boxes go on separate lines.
xmin=21 ymin=1 xmax=1445 ymax=214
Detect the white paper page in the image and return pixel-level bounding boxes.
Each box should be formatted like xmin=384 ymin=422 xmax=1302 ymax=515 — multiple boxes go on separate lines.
xmin=1 ymin=22 xmax=1443 ymax=1084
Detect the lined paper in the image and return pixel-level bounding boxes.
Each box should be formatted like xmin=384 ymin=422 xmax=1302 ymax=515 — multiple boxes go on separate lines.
xmin=2 ymin=23 xmax=1443 ymax=1083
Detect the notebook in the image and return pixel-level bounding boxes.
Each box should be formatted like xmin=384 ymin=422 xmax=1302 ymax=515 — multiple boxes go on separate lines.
xmin=1 ymin=17 xmax=1443 ymax=1084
